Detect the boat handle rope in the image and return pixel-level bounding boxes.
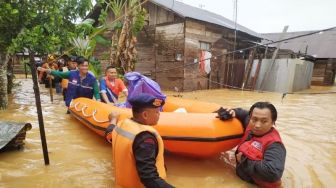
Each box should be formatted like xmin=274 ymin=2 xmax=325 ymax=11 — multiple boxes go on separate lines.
xmin=74 ymin=101 xmax=87 ymax=112
xmin=81 ymin=105 xmax=93 ymax=118
xmin=92 ymin=109 xmax=109 ymax=123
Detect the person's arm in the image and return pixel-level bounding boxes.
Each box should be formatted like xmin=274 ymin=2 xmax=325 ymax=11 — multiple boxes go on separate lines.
xmin=105 ymin=112 xmax=119 ymax=143
xmin=118 ymin=79 xmax=128 ymax=97
xmin=123 ymin=89 xmax=128 ymax=97
xmin=219 ymin=108 xmax=250 ymax=129
xmin=133 ymin=132 xmax=174 ymax=188
xmin=241 ymin=142 xmax=286 ymax=182
xmin=38 ymin=64 xmax=47 ymax=81
xmin=233 ymin=108 xmax=250 ymax=129
xmin=37 ymin=66 xmax=71 ymax=79
xmin=50 ymin=70 xmax=71 ymax=79
xmin=101 ymin=92 xmax=111 ymax=103
xmin=100 ymin=79 xmax=111 ymax=103
xmin=93 ymin=80 xmax=100 ymax=101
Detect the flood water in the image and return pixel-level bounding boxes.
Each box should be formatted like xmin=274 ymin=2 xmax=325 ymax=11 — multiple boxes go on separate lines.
xmin=0 ymin=77 xmax=335 ymax=187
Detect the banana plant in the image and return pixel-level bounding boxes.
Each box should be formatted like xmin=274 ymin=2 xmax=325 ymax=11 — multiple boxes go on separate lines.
xmin=98 ymin=0 xmax=147 ymax=74
xmin=70 ymin=18 xmax=110 ymax=78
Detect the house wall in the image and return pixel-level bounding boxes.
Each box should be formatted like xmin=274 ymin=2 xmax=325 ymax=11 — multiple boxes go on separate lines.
xmin=138 ymin=2 xmax=185 ymax=90
xmin=183 ymin=19 xmax=259 ymax=91
xmin=93 ymin=2 xmax=262 ymax=91
xmin=154 ymin=22 xmax=185 ymax=90
xmin=253 ymin=59 xmax=314 ymax=93
xmin=134 ymin=25 xmax=156 ymax=77
xmin=145 ymin=2 xmax=184 ymax=25
xmin=311 ymin=63 xmax=326 ymax=85
xmin=292 ymin=60 xmax=314 ymax=91
xmin=311 ymin=58 xmax=336 ymax=85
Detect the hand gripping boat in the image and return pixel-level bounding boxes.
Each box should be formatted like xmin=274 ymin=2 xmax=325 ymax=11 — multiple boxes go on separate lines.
xmin=69 ymin=97 xmax=244 ymax=158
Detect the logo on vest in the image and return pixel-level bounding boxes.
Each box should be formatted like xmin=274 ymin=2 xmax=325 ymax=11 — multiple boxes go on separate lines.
xmin=72 ymin=79 xmax=78 ymax=84
xmin=251 ymin=141 xmax=262 ymax=151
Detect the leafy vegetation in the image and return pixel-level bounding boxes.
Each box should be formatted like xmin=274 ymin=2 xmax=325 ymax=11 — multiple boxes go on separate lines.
xmin=0 ymin=0 xmax=92 ymax=109
xmin=98 ymin=0 xmax=147 ymax=74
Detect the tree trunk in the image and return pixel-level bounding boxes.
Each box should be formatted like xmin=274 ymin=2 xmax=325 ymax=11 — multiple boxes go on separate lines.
xmin=7 ymin=55 xmax=14 ymax=94
xmin=110 ymin=32 xmax=119 ymax=66
xmin=0 ymin=51 xmax=8 ymax=110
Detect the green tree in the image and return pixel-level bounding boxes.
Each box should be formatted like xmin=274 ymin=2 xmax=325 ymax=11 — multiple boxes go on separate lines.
xmin=0 ymin=0 xmax=92 ymax=110
xmin=70 ymin=18 xmax=111 ymax=78
xmin=0 ymin=1 xmax=21 ymax=109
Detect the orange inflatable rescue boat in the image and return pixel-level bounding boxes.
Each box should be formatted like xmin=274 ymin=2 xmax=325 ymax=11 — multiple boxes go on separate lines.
xmin=69 ymin=97 xmax=244 ymax=158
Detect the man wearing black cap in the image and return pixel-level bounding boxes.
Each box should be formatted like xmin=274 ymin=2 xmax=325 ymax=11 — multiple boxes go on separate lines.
xmin=108 ymin=93 xmax=174 ymax=188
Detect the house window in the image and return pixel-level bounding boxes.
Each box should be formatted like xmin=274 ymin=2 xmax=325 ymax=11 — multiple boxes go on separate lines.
xmin=199 ymin=41 xmax=211 ymax=51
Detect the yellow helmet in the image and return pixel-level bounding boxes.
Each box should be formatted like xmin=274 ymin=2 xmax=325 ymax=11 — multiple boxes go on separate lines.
xmin=47 ymin=54 xmax=55 ymax=62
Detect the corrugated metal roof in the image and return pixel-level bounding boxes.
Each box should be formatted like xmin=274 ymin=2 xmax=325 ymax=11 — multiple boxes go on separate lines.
xmin=262 ymin=30 xmax=336 ymax=58
xmin=151 ymin=0 xmax=261 ymax=38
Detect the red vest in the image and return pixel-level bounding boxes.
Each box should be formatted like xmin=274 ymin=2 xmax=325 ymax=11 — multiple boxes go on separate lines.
xmin=237 ymin=127 xmax=283 ymax=188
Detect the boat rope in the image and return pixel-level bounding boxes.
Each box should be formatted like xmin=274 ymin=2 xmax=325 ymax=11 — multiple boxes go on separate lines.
xmin=92 ymin=109 xmax=109 ymax=123
xmin=74 ymin=101 xmax=83 ymax=112
xmin=70 ymin=100 xmax=109 ymax=123
xmin=81 ymin=105 xmax=93 ymax=118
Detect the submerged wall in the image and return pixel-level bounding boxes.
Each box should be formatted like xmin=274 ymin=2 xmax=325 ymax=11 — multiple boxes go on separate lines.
xmin=250 ymin=59 xmax=314 ymax=93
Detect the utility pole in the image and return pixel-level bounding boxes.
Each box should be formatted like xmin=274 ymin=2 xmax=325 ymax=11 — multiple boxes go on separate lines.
xmin=233 ymin=0 xmax=238 ymax=61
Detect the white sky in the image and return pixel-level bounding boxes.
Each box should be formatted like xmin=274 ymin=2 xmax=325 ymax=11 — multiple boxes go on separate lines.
xmin=178 ymin=0 xmax=336 ymax=33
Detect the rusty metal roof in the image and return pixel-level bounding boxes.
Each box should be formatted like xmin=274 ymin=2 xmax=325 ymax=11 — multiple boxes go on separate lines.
xmin=152 ymin=0 xmax=261 ymax=38
xmin=262 ymin=30 xmax=336 ymax=58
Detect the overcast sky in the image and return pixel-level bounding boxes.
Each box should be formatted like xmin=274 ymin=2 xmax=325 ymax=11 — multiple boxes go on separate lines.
xmin=178 ymin=0 xmax=336 ymax=33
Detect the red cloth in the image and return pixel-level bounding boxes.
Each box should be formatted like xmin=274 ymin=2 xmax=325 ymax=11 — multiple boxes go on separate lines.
xmin=199 ymin=51 xmax=206 ymax=74
xmin=105 ymin=76 xmax=126 ymax=96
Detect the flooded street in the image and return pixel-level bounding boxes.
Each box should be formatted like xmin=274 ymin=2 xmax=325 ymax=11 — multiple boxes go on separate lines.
xmin=1 ymin=78 xmax=335 ymax=187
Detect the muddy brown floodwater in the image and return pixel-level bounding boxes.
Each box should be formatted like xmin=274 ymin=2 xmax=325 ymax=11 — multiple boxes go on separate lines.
xmin=0 ymin=78 xmax=335 ymax=187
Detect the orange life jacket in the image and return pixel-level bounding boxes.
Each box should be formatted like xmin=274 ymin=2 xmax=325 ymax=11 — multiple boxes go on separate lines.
xmin=112 ymin=119 xmax=166 ymax=188
xmin=238 ymin=127 xmax=283 ymax=188
xmin=61 ymin=67 xmax=69 ymax=89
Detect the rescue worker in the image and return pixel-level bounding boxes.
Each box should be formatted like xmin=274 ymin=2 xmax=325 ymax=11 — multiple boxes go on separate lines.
xmin=38 ymin=54 xmax=58 ymax=87
xmin=100 ymin=66 xmax=128 ymax=104
xmin=54 ymin=58 xmax=65 ymax=94
xmin=61 ymin=55 xmax=78 ymax=101
xmin=217 ymin=102 xmax=286 ymax=188
xmin=37 ymin=56 xmax=100 ymax=109
xmin=107 ymin=93 xmax=174 ymax=188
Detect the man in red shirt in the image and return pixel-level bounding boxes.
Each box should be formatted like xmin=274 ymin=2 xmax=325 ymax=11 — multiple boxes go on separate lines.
xmin=100 ymin=66 xmax=128 ymax=104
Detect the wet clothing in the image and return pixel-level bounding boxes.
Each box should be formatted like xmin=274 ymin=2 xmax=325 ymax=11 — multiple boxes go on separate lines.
xmin=39 ymin=62 xmax=58 ymax=88
xmin=133 ymin=132 xmax=173 ymax=188
xmin=112 ymin=119 xmax=173 ymax=188
xmin=50 ymin=70 xmax=100 ymax=106
xmin=100 ymin=77 xmax=126 ymax=103
xmin=233 ymin=108 xmax=286 ymax=187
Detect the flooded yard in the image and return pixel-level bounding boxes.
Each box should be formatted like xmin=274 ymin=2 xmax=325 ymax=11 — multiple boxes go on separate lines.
xmin=0 ymin=78 xmax=335 ymax=187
